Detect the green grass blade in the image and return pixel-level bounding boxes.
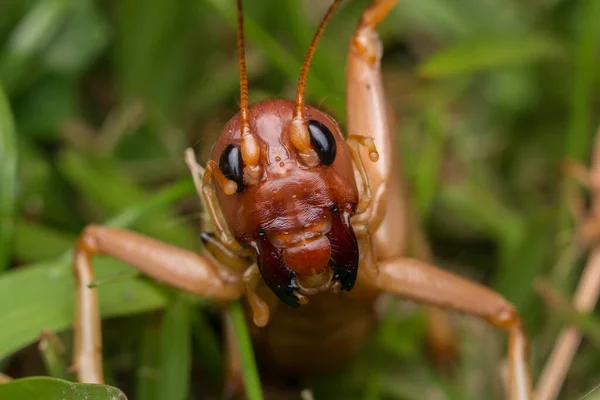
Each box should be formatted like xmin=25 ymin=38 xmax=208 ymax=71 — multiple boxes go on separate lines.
xmin=136 ymin=314 xmax=161 ymax=400
xmin=0 ymin=377 xmax=127 ymax=400
xmin=0 ymin=258 xmax=167 ymax=360
xmin=104 ymin=179 xmax=195 ymax=229
xmin=0 ymin=0 xmax=72 ymax=93
xmin=413 ymin=106 xmax=445 ymax=220
xmin=0 ymin=84 xmax=17 ymax=272
xmin=158 ymin=295 xmax=192 ymax=400
xmin=229 ymin=301 xmax=263 ymax=400
xmin=419 ymin=34 xmax=564 ymax=78
xmin=566 ymin=0 xmax=600 ymax=161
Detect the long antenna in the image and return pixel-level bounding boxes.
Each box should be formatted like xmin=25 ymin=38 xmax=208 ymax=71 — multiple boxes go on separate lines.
xmin=236 ymin=0 xmax=261 ymax=184
xmin=236 ymin=0 xmax=250 ymax=131
xmin=293 ymin=0 xmax=342 ymax=120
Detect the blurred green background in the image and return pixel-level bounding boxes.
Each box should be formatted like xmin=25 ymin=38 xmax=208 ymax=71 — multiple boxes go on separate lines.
xmin=0 ymin=0 xmax=599 ymax=399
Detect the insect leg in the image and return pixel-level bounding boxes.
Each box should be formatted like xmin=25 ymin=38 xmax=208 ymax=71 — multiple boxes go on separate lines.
xmin=73 ymin=226 xmax=244 ymax=383
xmin=348 ymin=0 xmax=458 ymax=371
xmin=185 ymin=148 xmax=244 ymax=252
xmin=347 ymin=135 xmax=379 ymax=214
xmin=346 ymin=0 xmax=407 ymax=258
xmin=372 ymin=257 xmax=533 ymax=400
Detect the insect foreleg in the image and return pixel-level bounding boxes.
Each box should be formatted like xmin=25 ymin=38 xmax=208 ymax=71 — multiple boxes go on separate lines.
xmin=72 ymin=226 xmax=244 ymax=383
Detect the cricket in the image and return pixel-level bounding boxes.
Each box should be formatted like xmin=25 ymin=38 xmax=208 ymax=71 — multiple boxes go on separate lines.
xmin=72 ymin=0 xmax=532 ymax=398
xmin=1 ymin=0 xmax=597 ymax=399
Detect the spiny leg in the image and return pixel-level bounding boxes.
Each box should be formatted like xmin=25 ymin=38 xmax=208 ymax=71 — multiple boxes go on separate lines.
xmin=371 ymin=257 xmax=532 ymax=400
xmin=73 ymin=226 xmax=244 ymax=383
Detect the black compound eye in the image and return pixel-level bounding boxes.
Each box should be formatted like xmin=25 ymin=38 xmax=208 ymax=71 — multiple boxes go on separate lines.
xmin=308 ymin=119 xmax=337 ymax=166
xmin=219 ymin=144 xmax=245 ymax=192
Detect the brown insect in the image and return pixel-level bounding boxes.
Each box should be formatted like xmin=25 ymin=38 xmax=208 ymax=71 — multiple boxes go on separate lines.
xmin=71 ymin=0 xmax=533 ymax=398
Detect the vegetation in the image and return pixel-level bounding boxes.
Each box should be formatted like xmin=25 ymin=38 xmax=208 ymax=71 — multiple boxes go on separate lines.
xmin=0 ymin=0 xmax=598 ymax=399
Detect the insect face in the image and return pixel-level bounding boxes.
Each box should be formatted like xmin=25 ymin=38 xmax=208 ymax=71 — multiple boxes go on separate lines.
xmin=211 ymin=99 xmax=360 ymax=307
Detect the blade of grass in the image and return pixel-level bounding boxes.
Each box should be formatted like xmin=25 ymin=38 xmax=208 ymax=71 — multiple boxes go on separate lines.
xmin=136 ymin=314 xmax=161 ymax=400
xmin=229 ymin=301 xmax=263 ymax=400
xmin=565 ymin=0 xmax=600 ymax=162
xmin=0 ymin=0 xmax=72 ymax=94
xmin=0 ymin=83 xmax=17 ymax=272
xmin=413 ymin=105 xmax=445 ymax=221
xmin=103 ymin=179 xmax=196 ymax=231
xmin=419 ymin=34 xmax=563 ymax=78
xmin=158 ymin=295 xmax=191 ymax=400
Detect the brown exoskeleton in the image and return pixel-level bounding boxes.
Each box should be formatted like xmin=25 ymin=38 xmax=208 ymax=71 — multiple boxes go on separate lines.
xmin=71 ymin=0 xmax=533 ymax=398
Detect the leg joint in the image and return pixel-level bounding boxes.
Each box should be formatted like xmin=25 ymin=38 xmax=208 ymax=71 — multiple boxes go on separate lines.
xmin=487 ymin=304 xmax=522 ymax=330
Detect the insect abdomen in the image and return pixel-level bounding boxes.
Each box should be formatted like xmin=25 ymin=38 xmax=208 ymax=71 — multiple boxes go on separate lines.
xmin=250 ymin=292 xmax=378 ymax=375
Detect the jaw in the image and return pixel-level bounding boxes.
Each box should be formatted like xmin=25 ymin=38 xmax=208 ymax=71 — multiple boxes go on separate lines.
xmin=296 ymin=268 xmax=336 ymax=296
xmin=253 ymin=208 xmax=359 ymax=308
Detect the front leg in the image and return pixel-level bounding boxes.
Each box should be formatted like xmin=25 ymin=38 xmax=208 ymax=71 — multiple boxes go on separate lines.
xmin=346 ymin=0 xmax=409 ymax=261
xmin=73 ymin=226 xmax=244 ymax=383
xmin=370 ymin=257 xmax=532 ymax=400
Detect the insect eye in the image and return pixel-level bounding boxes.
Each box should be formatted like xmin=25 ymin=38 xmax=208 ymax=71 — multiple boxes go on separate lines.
xmin=219 ymin=144 xmax=245 ymax=192
xmin=308 ymin=120 xmax=336 ymax=166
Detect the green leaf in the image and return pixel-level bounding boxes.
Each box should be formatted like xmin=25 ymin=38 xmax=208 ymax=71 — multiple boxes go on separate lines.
xmin=0 ymin=377 xmax=127 ymax=400
xmin=0 ymin=258 xmax=167 ymax=360
xmin=0 ymin=83 xmax=17 ymax=272
xmin=419 ymin=34 xmax=564 ymax=78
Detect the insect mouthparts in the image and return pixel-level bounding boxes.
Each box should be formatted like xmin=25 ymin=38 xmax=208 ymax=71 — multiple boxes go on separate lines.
xmin=254 ymin=209 xmax=359 ymax=307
